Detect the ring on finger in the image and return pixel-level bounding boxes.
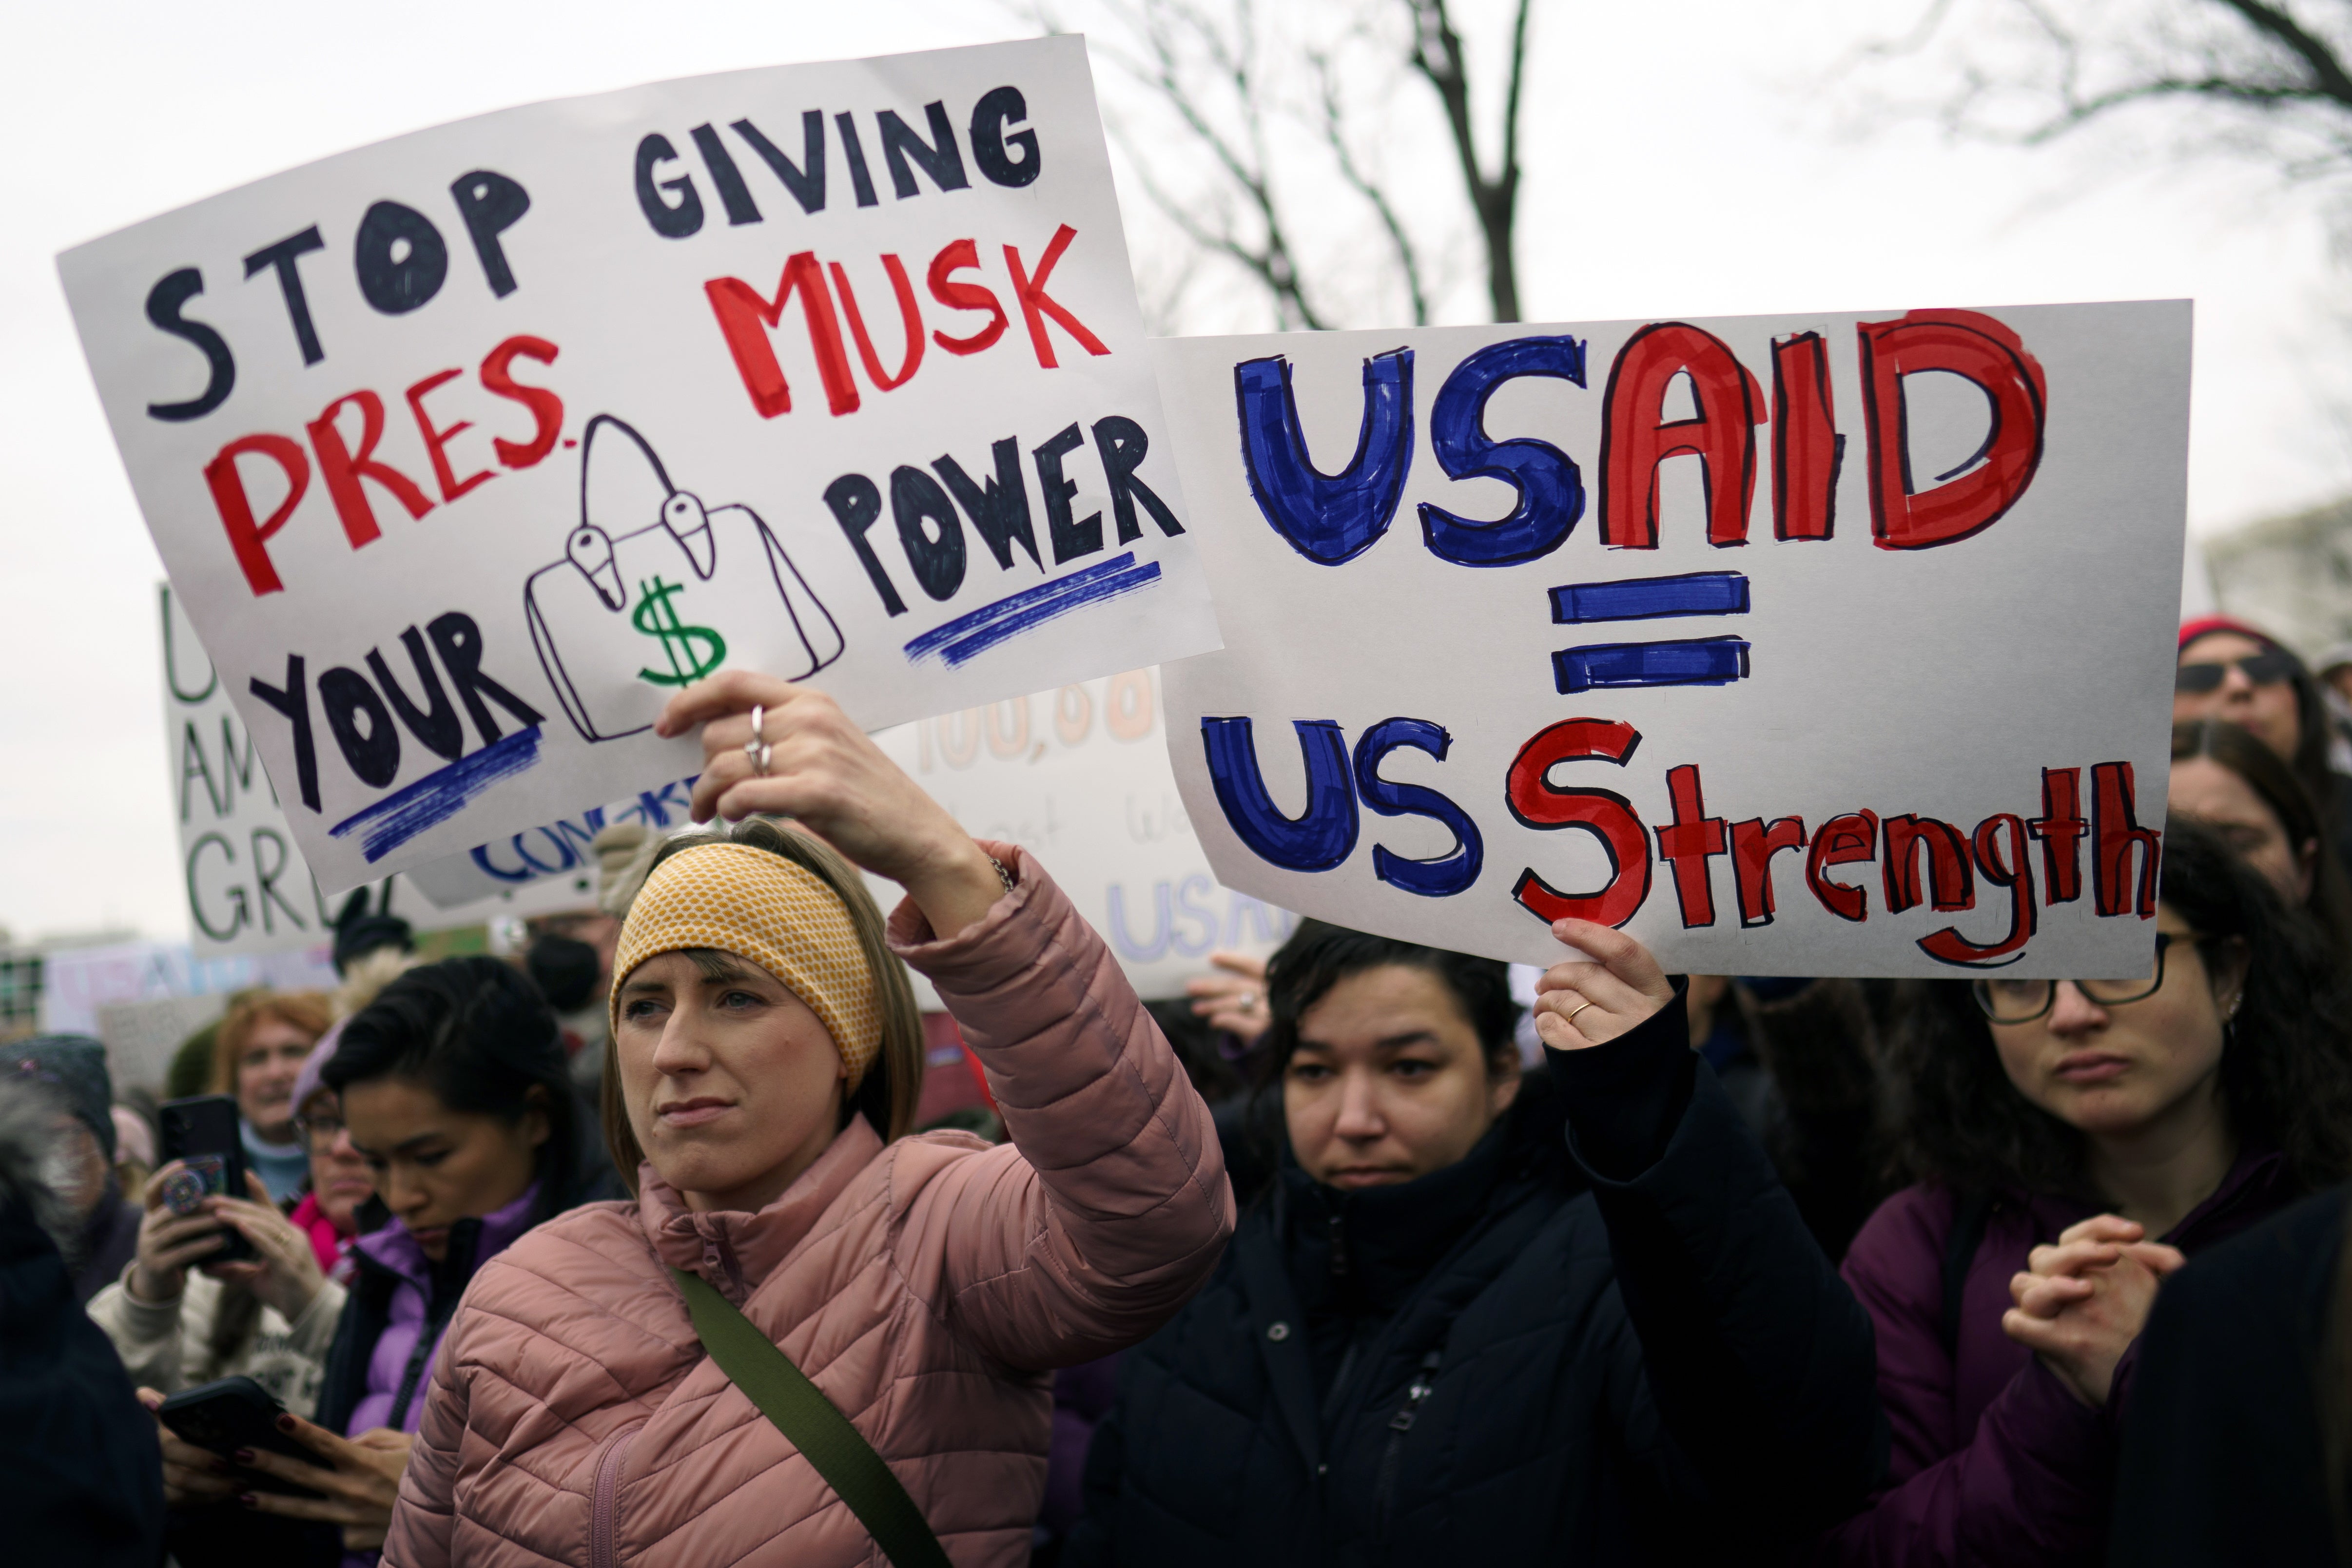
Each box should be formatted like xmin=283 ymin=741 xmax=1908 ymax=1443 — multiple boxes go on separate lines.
xmin=744 ymin=704 xmax=772 ymax=777
xmin=1562 ymin=998 xmax=1595 ymax=1026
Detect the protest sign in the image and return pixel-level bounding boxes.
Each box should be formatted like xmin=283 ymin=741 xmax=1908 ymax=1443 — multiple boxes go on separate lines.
xmin=869 ymin=667 xmax=1293 ymax=1001
xmin=1153 ymin=302 xmax=2189 ymax=977
xmin=73 ymin=37 xmax=1218 ymax=896
xmin=163 ymin=582 xmax=649 ymax=956
xmin=39 ymin=938 xmax=333 ymax=1038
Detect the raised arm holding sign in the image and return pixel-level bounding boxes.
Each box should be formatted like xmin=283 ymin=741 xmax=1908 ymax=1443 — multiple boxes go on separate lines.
xmin=66 ymin=38 xmax=1220 ymax=898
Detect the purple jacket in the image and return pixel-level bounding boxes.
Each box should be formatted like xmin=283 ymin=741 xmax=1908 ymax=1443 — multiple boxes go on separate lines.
xmin=1813 ymin=1147 xmax=2298 ymax=1567
xmin=345 ymin=1181 xmax=542 ymax=1436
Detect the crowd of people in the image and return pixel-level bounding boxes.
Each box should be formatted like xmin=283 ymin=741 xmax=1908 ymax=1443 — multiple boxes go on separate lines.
xmin=4 ymin=623 xmax=2352 ymax=1567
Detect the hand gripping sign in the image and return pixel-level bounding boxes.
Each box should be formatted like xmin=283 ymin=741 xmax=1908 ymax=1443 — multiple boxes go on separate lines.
xmin=1153 ymin=302 xmax=2190 ymax=979
xmin=62 ymin=38 xmax=1219 ymax=895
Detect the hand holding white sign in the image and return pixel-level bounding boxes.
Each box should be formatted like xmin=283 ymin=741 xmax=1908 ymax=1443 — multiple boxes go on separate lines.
xmin=661 ymin=669 xmax=1005 ymax=940
xmin=1527 ymin=919 xmax=1675 ymax=1051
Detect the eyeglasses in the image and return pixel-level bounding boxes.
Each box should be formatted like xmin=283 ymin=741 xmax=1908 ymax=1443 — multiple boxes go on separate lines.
xmin=2176 ymin=650 xmax=2298 ymax=694
xmin=294 ymin=1111 xmax=345 ymax=1148
xmin=1971 ymin=933 xmax=2198 ymax=1023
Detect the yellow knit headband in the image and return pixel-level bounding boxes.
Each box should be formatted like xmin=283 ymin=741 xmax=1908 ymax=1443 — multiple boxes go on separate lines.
xmin=610 ymin=841 xmax=883 ymax=1090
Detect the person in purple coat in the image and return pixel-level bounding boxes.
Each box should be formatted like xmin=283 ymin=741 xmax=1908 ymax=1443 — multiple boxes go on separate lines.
xmin=1814 ymin=817 xmax=2352 ymax=1567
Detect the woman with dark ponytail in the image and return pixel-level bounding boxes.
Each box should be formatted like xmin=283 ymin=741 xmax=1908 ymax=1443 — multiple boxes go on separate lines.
xmin=223 ymin=956 xmax=621 ymax=1558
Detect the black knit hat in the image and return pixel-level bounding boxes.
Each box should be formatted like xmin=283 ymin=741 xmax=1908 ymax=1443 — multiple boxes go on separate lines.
xmin=332 ymin=886 xmax=414 ymax=977
xmin=1 ymin=1035 xmax=116 ymax=1163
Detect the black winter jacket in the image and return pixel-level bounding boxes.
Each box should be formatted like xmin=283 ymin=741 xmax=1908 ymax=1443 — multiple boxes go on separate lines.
xmin=2109 ymin=1182 xmax=2351 ymax=1567
xmin=0 ymin=1108 xmax=163 ymax=1568
xmin=1067 ymin=992 xmax=1886 ymax=1567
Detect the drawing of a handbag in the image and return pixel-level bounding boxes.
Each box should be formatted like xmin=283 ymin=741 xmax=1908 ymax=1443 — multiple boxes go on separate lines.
xmin=524 ymin=415 xmax=844 ymax=744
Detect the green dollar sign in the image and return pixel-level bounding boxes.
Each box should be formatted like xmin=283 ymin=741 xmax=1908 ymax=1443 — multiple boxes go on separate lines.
xmin=631 ymin=576 xmax=727 ymax=687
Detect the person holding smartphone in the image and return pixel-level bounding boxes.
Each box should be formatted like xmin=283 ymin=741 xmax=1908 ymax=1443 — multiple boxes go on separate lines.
xmin=98 ymin=1068 xmax=355 ymax=1567
xmin=216 ymin=953 xmax=620 ymax=1557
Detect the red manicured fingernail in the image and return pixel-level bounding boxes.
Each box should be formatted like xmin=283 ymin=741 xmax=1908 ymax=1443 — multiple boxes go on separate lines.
xmin=232 ymin=1449 xmax=254 ymax=1465
xmin=275 ymin=1413 xmax=296 ymax=1432
xmin=236 ymin=1493 xmax=257 ymax=1508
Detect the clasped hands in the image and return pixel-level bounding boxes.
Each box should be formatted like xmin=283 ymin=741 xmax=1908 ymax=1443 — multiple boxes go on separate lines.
xmin=2002 ymin=1214 xmax=2185 ymax=1408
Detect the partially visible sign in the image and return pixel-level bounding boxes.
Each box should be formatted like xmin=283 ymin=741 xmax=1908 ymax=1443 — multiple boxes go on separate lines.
xmin=40 ymin=939 xmax=334 ymax=1038
xmin=871 ymin=668 xmax=1292 ymax=1000
xmin=162 ymin=583 xmax=625 ymax=957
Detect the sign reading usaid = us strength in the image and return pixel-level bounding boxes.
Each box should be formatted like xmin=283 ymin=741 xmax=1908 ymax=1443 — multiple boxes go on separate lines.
xmin=1154 ymin=303 xmax=2188 ymax=978
xmin=66 ymin=37 xmax=1218 ymax=896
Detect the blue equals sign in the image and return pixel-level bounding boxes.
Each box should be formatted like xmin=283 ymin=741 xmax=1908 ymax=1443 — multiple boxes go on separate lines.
xmin=1549 ymin=571 xmax=1750 ymax=694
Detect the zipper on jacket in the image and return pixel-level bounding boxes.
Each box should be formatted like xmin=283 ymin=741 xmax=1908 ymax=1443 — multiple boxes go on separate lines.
xmin=1373 ymin=1351 xmax=1442 ymax=1538
xmin=589 ymin=1425 xmax=642 ymax=1568
xmin=1327 ymin=1211 xmax=1349 ymax=1279
xmin=386 ymin=1287 xmax=461 ymax=1430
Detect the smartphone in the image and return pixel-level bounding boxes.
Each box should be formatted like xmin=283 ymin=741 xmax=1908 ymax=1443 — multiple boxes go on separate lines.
xmin=156 ymin=1376 xmax=322 ymax=1496
xmin=156 ymin=1094 xmax=255 ymax=1263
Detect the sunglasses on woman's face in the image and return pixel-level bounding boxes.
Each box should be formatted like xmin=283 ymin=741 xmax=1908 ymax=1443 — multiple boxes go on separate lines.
xmin=2176 ymin=649 xmax=2298 ymax=694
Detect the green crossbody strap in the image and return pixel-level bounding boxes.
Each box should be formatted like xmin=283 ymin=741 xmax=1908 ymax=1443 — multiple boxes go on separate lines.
xmin=669 ymin=1267 xmax=951 ymax=1568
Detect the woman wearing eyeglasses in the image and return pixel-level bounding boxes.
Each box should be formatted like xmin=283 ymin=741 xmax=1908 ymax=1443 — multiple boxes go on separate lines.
xmin=2174 ymin=615 xmax=2352 ymax=879
xmin=1808 ymin=818 xmax=2352 ymax=1567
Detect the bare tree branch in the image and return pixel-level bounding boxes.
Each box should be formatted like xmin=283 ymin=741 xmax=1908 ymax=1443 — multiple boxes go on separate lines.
xmin=1308 ymin=44 xmax=1431 ymax=323
xmin=1859 ymin=0 xmax=2352 ymax=183
xmin=1403 ymin=0 xmax=1530 ymax=321
xmin=1032 ymin=0 xmax=1538 ymax=329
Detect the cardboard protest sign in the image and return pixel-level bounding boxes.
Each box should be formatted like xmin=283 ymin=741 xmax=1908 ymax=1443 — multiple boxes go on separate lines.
xmin=1153 ymin=303 xmax=2188 ymax=977
xmin=163 ymin=582 xmax=661 ymax=957
xmin=869 ymin=667 xmax=1294 ymax=1001
xmin=74 ymin=37 xmax=1217 ymax=897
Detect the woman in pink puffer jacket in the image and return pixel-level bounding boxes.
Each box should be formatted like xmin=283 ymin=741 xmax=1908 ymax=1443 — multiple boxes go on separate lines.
xmin=382 ymin=672 xmax=1234 ymax=1568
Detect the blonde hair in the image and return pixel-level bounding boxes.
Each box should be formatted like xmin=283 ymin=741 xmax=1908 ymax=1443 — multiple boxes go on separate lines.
xmin=211 ymin=990 xmax=334 ymax=1094
xmin=600 ymin=818 xmax=925 ymax=1189
xmin=333 ymin=946 xmax=418 ymax=1022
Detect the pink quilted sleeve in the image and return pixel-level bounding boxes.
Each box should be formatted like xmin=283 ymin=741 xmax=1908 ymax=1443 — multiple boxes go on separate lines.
xmin=884 ymin=842 xmax=1236 ymax=1370
xmin=379 ymin=1310 xmax=465 ymax=1568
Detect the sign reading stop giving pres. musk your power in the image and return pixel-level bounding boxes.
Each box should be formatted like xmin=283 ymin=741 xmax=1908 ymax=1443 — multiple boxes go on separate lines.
xmin=1156 ymin=303 xmax=2189 ymax=978
xmin=62 ymin=37 xmax=1219 ymax=895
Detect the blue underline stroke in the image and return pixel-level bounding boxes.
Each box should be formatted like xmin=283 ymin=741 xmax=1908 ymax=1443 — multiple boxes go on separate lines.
xmin=1549 ymin=571 xmax=1750 ymax=624
xmin=330 ymin=726 xmax=544 ymax=863
xmin=934 ymin=562 xmax=1163 ymax=667
xmin=902 ymin=552 xmax=1162 ymax=665
xmin=1553 ymin=637 xmax=1750 ymax=693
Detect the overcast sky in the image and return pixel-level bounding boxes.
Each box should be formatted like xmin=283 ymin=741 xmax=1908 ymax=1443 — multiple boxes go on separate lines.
xmin=4 ymin=0 xmax=2344 ymax=944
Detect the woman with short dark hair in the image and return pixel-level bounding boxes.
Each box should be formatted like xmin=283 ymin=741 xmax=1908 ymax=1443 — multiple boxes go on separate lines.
xmin=224 ymin=954 xmax=621 ymax=1557
xmin=1069 ymin=915 xmax=1885 ymax=1566
xmin=1815 ymin=817 xmax=2352 ymax=1566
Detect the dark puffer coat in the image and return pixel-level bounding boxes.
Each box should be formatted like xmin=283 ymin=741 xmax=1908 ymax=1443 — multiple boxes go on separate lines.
xmin=1067 ymin=992 xmax=1886 ymax=1568
xmin=0 ymin=1085 xmax=163 ymax=1568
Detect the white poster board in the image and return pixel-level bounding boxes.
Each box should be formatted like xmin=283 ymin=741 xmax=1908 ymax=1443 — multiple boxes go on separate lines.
xmin=163 ymin=582 xmax=642 ymax=957
xmin=73 ymin=37 xmax=1218 ymax=896
xmin=869 ymin=667 xmax=1294 ymax=1001
xmin=1154 ymin=303 xmax=2188 ymax=977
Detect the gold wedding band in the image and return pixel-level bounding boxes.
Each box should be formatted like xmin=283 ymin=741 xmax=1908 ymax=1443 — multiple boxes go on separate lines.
xmin=1563 ymin=999 xmax=1595 ymax=1026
